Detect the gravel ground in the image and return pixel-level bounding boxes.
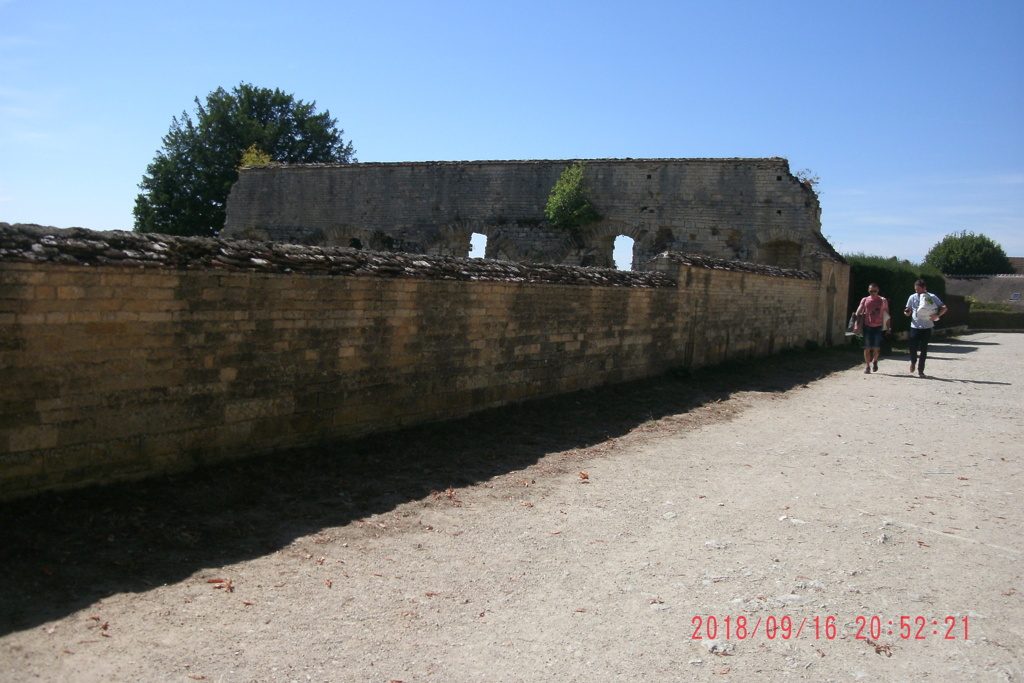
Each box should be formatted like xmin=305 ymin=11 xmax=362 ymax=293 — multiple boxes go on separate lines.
xmin=1 ymin=332 xmax=1021 ymax=682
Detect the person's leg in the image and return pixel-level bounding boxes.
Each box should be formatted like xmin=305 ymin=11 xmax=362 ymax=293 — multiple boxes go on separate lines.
xmin=909 ymin=329 xmax=920 ymax=372
xmin=917 ymin=328 xmax=933 ymax=376
xmin=863 ymin=327 xmax=881 ymax=371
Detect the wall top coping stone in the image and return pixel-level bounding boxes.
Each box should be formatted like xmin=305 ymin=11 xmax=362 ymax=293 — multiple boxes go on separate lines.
xmin=0 ymin=223 xmax=677 ymax=288
xmin=238 ymin=157 xmax=791 ymax=171
xmin=0 ymin=224 xmax=822 ymax=285
xmin=660 ymin=252 xmax=821 ymax=280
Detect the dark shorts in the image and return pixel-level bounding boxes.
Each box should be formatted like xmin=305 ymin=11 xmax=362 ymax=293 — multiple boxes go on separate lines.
xmin=862 ymin=325 xmax=883 ymax=349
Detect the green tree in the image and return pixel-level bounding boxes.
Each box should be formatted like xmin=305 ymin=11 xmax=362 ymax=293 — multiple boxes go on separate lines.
xmin=134 ymin=83 xmax=355 ymax=237
xmin=924 ymin=231 xmax=1013 ymax=275
xmin=545 ymin=162 xmax=601 ymax=231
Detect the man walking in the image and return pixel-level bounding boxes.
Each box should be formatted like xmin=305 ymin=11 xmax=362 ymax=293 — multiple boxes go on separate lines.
xmin=904 ymin=279 xmax=947 ymax=377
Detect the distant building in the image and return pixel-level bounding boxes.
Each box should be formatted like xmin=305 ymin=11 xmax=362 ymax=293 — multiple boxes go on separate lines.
xmin=945 ymin=258 xmax=1024 ymax=309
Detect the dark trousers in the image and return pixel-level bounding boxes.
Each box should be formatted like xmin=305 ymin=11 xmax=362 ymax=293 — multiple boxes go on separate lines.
xmin=909 ymin=328 xmax=933 ymax=370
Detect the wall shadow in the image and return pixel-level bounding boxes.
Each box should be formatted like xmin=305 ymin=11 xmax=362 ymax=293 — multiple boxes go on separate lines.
xmin=927 ymin=342 xmax=982 ymax=355
xmin=912 ymin=376 xmax=1010 ymax=386
xmin=0 ymin=346 xmax=862 ymax=636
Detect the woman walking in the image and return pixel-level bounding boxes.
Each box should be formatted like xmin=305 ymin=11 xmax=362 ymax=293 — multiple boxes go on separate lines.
xmin=855 ymin=283 xmax=891 ymax=374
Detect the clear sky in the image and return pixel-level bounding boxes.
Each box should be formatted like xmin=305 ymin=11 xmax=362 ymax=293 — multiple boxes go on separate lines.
xmin=2 ymin=0 xmax=1021 ymax=264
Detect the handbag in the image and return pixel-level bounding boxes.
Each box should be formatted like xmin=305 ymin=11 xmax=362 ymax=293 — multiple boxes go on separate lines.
xmin=847 ymin=312 xmax=860 ymax=334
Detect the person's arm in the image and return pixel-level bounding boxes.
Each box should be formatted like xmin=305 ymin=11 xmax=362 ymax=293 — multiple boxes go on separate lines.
xmin=904 ymin=295 xmax=914 ymax=317
xmin=932 ymin=304 xmax=948 ymax=322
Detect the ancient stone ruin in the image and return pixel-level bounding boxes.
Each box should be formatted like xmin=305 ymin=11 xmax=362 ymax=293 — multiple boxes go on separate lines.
xmin=0 ymin=157 xmax=852 ymax=499
xmin=222 ymin=157 xmax=840 ymax=272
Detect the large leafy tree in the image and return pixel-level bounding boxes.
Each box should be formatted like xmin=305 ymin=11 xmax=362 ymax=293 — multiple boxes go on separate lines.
xmin=134 ymin=83 xmax=355 ymax=237
xmin=924 ymin=231 xmax=1013 ymax=275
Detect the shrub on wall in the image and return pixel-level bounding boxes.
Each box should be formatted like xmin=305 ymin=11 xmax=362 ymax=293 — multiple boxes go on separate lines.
xmin=544 ymin=162 xmax=602 ymax=232
xmin=238 ymin=144 xmax=273 ymax=169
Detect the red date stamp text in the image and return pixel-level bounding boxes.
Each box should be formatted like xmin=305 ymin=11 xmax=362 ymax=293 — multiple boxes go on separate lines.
xmin=690 ymin=615 xmax=969 ymax=641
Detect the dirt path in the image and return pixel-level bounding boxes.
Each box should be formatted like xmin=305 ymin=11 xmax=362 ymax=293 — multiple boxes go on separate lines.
xmin=1 ymin=333 xmax=1021 ymax=682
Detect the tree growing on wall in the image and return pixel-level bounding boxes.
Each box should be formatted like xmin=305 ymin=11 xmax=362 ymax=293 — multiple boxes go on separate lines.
xmin=794 ymin=168 xmax=820 ymax=191
xmin=238 ymin=144 xmax=273 ymax=169
xmin=544 ymin=162 xmax=601 ymax=232
xmin=924 ymin=231 xmax=1013 ymax=275
xmin=134 ymin=83 xmax=355 ymax=237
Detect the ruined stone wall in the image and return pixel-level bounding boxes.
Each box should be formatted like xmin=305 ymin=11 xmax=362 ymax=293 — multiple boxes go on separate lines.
xmin=0 ymin=225 xmax=846 ymax=500
xmin=222 ymin=158 xmax=835 ymax=271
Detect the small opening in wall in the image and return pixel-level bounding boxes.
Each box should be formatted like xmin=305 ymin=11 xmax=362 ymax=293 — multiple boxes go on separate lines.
xmin=470 ymin=232 xmax=487 ymax=258
xmin=776 ymin=176 xmax=782 ymax=181
xmin=776 ymin=210 xmax=782 ymax=215
xmin=759 ymin=239 xmax=802 ymax=269
xmin=647 ymin=174 xmax=652 ymax=179
xmin=613 ymin=235 xmax=634 ymax=271
xmin=606 ymin=236 xmax=630 ymax=270
xmin=349 ymin=238 xmax=363 ymax=249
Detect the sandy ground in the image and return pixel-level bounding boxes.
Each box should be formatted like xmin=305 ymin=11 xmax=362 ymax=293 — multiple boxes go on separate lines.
xmin=1 ymin=332 xmax=1021 ymax=682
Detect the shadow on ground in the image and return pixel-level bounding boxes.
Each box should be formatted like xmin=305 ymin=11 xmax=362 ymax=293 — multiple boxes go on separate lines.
xmin=0 ymin=346 xmax=863 ymax=636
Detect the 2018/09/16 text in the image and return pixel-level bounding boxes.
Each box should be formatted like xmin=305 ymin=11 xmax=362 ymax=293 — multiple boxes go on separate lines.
xmin=691 ymin=616 xmax=969 ymax=641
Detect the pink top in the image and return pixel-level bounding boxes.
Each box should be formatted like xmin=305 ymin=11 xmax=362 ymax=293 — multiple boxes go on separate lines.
xmin=857 ymin=295 xmax=889 ymax=328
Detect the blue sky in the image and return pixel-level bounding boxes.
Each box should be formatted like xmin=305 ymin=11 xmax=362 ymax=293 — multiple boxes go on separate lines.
xmin=2 ymin=0 xmax=1021 ymax=264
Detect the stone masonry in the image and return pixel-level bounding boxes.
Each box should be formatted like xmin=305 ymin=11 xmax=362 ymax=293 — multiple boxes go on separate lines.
xmin=0 ymin=224 xmax=848 ymax=500
xmin=222 ymin=158 xmax=840 ymax=272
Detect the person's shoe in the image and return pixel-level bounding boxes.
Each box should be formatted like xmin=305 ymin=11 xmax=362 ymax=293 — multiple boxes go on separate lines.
xmin=910 ymin=362 xmax=916 ymax=374
xmin=865 ymin=366 xmax=871 ymax=374
xmin=872 ymin=362 xmax=878 ymax=372
xmin=918 ymin=370 xmax=925 ymax=378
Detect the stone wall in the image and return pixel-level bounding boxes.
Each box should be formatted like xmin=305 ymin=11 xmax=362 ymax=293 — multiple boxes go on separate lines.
xmin=0 ymin=225 xmax=848 ymax=500
xmin=222 ymin=158 xmax=838 ymax=271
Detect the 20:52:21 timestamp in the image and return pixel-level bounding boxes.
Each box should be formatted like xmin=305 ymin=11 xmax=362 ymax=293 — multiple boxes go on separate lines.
xmin=859 ymin=616 xmax=969 ymax=640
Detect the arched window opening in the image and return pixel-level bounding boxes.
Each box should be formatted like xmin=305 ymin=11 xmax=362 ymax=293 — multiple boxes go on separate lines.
xmin=470 ymin=232 xmax=487 ymax=258
xmin=758 ymin=240 xmax=802 ymax=269
xmin=613 ymin=235 xmax=635 ymax=270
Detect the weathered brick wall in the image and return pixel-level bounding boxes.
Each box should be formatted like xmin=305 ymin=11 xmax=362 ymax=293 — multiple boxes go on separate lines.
xmin=0 ymin=225 xmax=846 ymax=500
xmin=222 ymin=158 xmax=836 ymax=271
